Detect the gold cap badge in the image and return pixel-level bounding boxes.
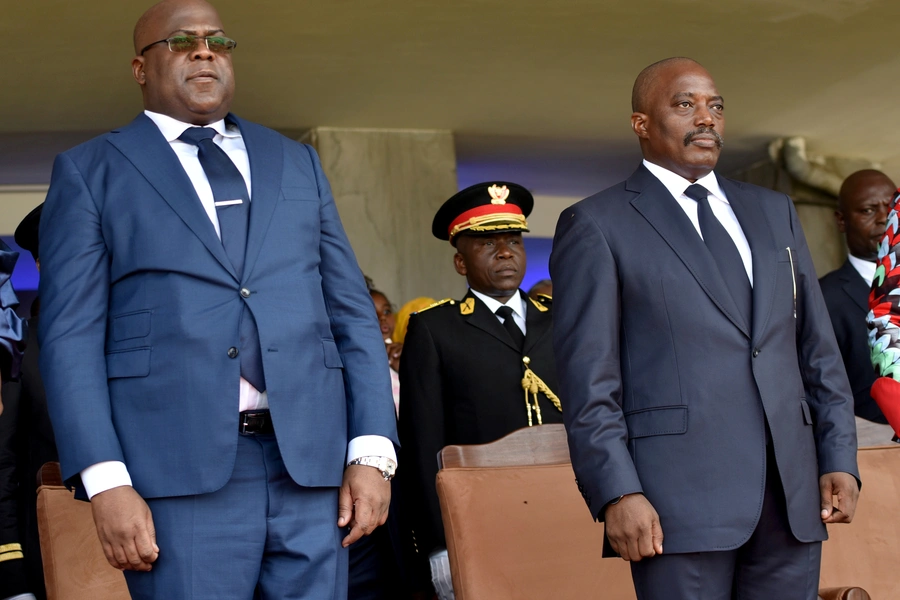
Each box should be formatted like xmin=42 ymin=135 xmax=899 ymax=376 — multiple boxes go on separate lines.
xmin=488 ymin=184 xmax=510 ymax=205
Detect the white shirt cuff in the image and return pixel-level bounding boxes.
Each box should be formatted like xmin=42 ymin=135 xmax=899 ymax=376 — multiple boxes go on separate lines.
xmin=347 ymin=435 xmax=397 ymax=464
xmin=81 ymin=461 xmax=133 ymax=500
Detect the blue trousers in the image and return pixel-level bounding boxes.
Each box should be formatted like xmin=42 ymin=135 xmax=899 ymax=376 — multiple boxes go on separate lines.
xmin=124 ymin=434 xmax=348 ymax=600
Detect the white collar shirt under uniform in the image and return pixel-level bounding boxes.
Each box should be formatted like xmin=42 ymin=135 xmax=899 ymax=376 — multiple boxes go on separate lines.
xmin=848 ymin=254 xmax=876 ymax=288
xmin=643 ymin=159 xmax=754 ymax=286
xmin=470 ymin=289 xmax=527 ymax=336
xmin=80 ymin=112 xmax=395 ymax=499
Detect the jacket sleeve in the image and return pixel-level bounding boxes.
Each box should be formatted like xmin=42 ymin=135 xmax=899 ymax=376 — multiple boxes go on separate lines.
xmin=550 ymin=204 xmax=643 ymax=521
xmin=305 ymin=144 xmax=399 ymax=447
xmin=788 ymin=196 xmax=859 ymax=480
xmin=398 ymin=313 xmax=446 ymax=553
xmin=37 ymin=153 xmax=125 ymax=487
xmin=868 ymin=189 xmax=900 ymax=435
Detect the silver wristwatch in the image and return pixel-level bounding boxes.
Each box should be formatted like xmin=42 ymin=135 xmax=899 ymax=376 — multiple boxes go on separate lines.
xmin=348 ymin=456 xmax=397 ymax=481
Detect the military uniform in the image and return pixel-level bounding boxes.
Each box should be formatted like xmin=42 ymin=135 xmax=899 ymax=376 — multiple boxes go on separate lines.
xmin=400 ymin=179 xmax=562 ymax=563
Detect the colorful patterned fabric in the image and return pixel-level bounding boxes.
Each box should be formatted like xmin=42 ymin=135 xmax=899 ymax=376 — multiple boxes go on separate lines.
xmin=867 ymin=188 xmax=900 ymax=434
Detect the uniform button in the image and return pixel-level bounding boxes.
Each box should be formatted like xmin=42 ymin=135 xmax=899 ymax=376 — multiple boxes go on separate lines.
xmin=228 ymin=347 xmax=239 ymax=358
xmin=752 ymin=348 xmax=760 ymax=358
xmin=240 ymin=288 xmax=251 ymax=298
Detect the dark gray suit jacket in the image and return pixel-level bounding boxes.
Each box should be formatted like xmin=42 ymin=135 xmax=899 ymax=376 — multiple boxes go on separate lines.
xmin=819 ymin=260 xmax=887 ymax=423
xmin=551 ymin=164 xmax=859 ymax=555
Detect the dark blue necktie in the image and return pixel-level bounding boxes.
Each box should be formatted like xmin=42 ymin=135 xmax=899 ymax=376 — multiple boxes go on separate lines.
xmin=684 ymin=184 xmax=752 ymax=327
xmin=179 ymin=127 xmax=265 ymax=392
xmin=496 ymin=305 xmax=525 ymax=351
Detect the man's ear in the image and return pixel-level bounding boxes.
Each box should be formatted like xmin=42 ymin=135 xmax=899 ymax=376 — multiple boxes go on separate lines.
xmin=453 ymin=252 xmax=467 ymax=277
xmin=835 ymin=209 xmax=847 ymax=234
xmin=132 ymin=56 xmax=147 ymax=85
xmin=631 ymin=112 xmax=650 ymax=139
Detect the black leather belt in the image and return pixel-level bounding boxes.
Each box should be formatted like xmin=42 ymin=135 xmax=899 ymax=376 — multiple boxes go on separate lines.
xmin=239 ymin=410 xmax=274 ymax=435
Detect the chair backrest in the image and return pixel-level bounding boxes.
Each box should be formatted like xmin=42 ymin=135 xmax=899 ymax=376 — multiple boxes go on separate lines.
xmin=36 ymin=462 xmax=131 ymax=600
xmin=820 ymin=443 xmax=900 ymax=599
xmin=435 ymin=424 xmax=636 ymax=600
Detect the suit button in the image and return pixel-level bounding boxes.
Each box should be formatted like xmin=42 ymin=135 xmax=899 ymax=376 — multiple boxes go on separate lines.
xmin=228 ymin=347 xmax=239 ymax=358
xmin=752 ymin=348 xmax=760 ymax=357
xmin=240 ymin=288 xmax=251 ymax=298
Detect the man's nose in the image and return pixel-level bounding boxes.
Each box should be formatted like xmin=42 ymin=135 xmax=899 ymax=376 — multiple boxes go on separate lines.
xmin=191 ymin=39 xmax=215 ymax=60
xmin=695 ymin=105 xmax=715 ymax=127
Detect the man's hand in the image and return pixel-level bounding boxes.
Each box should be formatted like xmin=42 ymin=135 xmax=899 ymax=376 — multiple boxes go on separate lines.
xmin=386 ymin=342 xmax=403 ymax=373
xmin=337 ymin=464 xmax=391 ymax=547
xmin=90 ymin=485 xmax=159 ymax=571
xmin=604 ymin=493 xmax=664 ymax=562
xmin=820 ymin=472 xmax=860 ymax=524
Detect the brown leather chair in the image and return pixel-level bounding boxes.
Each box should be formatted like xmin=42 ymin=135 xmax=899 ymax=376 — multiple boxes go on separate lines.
xmin=435 ymin=424 xmax=873 ymax=600
xmin=36 ymin=462 xmax=131 ymax=600
xmin=820 ymin=443 xmax=900 ymax=599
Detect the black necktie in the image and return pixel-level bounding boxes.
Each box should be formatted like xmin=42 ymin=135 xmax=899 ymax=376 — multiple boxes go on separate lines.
xmin=496 ymin=305 xmax=525 ymax=351
xmin=179 ymin=127 xmax=266 ymax=392
xmin=683 ymin=184 xmax=752 ymax=327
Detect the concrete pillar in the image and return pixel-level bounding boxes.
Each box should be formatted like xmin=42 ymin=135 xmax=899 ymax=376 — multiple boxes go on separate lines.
xmin=302 ymin=127 xmax=461 ymax=307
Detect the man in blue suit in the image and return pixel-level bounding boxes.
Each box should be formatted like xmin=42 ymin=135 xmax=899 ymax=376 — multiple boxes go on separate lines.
xmin=38 ymin=1 xmax=398 ymax=598
xmin=551 ymin=57 xmax=860 ymax=599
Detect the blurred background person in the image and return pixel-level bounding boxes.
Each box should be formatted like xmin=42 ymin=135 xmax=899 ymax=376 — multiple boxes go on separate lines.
xmin=820 ymin=170 xmax=898 ymax=446
xmin=527 ymin=278 xmax=552 ymax=300
xmin=0 ymin=209 xmax=37 ymax=600
xmin=393 ymin=297 xmax=436 ymax=346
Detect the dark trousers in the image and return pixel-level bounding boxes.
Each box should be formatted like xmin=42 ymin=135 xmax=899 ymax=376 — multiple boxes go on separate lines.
xmin=125 ymin=434 xmax=348 ymax=600
xmin=630 ymin=449 xmax=822 ymax=600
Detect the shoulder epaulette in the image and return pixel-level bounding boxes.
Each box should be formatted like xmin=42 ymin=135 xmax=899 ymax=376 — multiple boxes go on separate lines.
xmin=413 ymin=298 xmax=455 ymax=314
xmin=536 ymin=293 xmax=552 ymax=304
xmin=529 ymin=295 xmax=550 ymax=312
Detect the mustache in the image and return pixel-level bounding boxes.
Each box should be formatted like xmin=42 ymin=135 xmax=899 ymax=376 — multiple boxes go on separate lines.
xmin=683 ymin=127 xmax=724 ymax=148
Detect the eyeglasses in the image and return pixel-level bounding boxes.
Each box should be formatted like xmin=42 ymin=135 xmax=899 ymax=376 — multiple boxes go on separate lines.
xmin=140 ymin=35 xmax=237 ymax=56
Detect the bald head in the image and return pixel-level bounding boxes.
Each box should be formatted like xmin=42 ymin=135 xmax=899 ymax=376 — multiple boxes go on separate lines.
xmin=836 ymin=169 xmax=896 ymax=260
xmin=632 ymin=57 xmax=703 ymax=113
xmin=134 ymin=0 xmax=219 ymax=53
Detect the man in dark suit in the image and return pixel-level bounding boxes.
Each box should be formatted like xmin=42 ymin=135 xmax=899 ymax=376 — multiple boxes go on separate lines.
xmin=551 ymin=57 xmax=860 ymax=599
xmin=38 ymin=2 xmax=398 ymax=598
xmin=400 ymin=182 xmax=561 ymax=598
xmin=820 ymin=170 xmax=898 ymax=446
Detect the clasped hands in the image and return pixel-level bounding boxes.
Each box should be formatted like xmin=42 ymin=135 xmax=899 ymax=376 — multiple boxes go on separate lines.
xmin=604 ymin=471 xmax=859 ymax=562
xmin=90 ymin=464 xmax=391 ymax=571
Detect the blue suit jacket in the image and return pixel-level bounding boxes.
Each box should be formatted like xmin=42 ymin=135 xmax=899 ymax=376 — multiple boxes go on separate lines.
xmin=38 ymin=113 xmax=398 ymax=498
xmin=551 ymin=165 xmax=859 ymax=555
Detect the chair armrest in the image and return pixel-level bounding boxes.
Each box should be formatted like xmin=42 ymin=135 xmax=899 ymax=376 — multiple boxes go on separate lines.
xmin=818 ymin=587 xmax=872 ymax=600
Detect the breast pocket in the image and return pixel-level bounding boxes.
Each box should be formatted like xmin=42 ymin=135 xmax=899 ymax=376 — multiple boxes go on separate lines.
xmin=282 ymin=186 xmax=320 ymax=202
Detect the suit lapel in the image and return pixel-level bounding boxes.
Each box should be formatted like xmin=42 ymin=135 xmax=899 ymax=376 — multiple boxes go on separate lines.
xmin=837 ymin=260 xmax=870 ymax=313
xmin=463 ymin=291 xmax=520 ymax=352
xmin=233 ymin=115 xmax=282 ymax=280
xmin=523 ymin=295 xmax=551 ymax=355
xmin=718 ymin=176 xmax=778 ymax=342
xmin=628 ymin=165 xmax=750 ymax=337
xmin=107 ymin=114 xmax=237 ymax=281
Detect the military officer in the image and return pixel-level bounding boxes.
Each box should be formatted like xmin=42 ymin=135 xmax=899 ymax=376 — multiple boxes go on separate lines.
xmin=399 ymin=182 xmax=562 ymax=598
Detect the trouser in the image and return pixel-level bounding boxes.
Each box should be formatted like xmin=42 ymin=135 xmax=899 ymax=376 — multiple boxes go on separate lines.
xmin=630 ymin=448 xmax=822 ymax=600
xmin=125 ymin=434 xmax=347 ymax=600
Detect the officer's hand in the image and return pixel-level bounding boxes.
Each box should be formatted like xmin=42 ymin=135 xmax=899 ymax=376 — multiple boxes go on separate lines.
xmin=604 ymin=493 xmax=663 ymax=562
xmin=820 ymin=472 xmax=859 ymax=524
xmin=91 ymin=485 xmax=159 ymax=571
xmin=338 ymin=464 xmax=391 ymax=547
xmin=386 ymin=342 xmax=403 ymax=372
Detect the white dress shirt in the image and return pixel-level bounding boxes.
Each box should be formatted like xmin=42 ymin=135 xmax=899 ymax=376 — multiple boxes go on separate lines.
xmin=643 ymin=160 xmax=754 ymax=286
xmin=470 ymin=289 xmax=528 ymax=335
xmin=81 ymin=111 xmax=395 ymax=499
xmin=848 ymin=254 xmax=876 ymax=287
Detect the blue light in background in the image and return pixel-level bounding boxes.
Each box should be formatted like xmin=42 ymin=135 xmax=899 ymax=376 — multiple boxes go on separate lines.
xmin=1 ymin=236 xmax=38 ymax=291
xmin=522 ymin=237 xmax=552 ymax=293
